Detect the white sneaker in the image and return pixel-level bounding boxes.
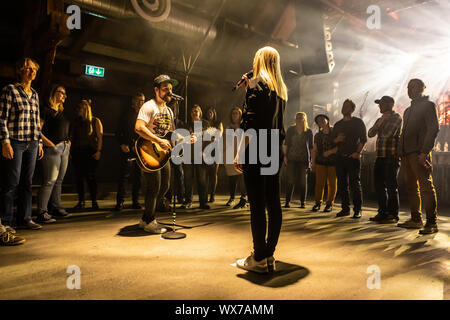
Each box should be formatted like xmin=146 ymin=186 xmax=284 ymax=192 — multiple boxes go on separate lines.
xmin=236 ymin=252 xmax=269 ymax=274
xmin=5 ymin=226 xmax=16 ymax=234
xmin=267 ymin=256 xmax=276 ymax=272
xmin=138 ymin=219 xmax=147 ymax=229
xmin=143 ymin=220 xmax=167 ymax=234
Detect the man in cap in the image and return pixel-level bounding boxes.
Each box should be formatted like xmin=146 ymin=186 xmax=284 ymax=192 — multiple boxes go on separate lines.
xmin=397 ymin=79 xmax=439 ymax=234
xmin=368 ymin=96 xmax=402 ymax=224
xmin=134 ymin=75 xmax=178 ymax=233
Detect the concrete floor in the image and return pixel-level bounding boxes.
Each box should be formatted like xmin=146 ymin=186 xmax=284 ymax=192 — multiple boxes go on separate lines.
xmin=0 ymin=195 xmax=449 ymax=300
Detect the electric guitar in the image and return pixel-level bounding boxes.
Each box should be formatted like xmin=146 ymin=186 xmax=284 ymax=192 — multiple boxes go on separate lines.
xmin=135 ymin=127 xmax=219 ymax=173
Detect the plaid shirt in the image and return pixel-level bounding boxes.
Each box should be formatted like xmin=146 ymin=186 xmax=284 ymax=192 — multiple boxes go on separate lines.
xmin=368 ymin=111 xmax=402 ymax=158
xmin=0 ymin=83 xmax=41 ymax=144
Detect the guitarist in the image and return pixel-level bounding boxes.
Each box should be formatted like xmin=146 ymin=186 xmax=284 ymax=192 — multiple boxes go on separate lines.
xmin=134 ymin=75 xmax=177 ymax=234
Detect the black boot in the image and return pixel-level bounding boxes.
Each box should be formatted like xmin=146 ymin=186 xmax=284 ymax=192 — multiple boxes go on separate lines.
xmin=73 ymin=201 xmax=85 ymax=210
xmin=115 ymin=201 xmax=124 ymax=211
xmin=419 ymin=220 xmax=438 ymax=234
xmin=226 ymin=198 xmax=235 ymax=207
xmin=233 ymin=198 xmax=247 ymax=209
xmin=92 ymin=201 xmax=99 ymax=210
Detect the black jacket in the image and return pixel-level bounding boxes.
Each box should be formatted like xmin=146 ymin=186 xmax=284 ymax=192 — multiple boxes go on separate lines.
xmin=241 ymin=77 xmax=286 ymax=166
xmin=399 ymin=96 xmax=439 ymax=155
xmin=116 ymin=106 xmax=139 ymax=147
xmin=241 ymin=77 xmax=285 ymax=136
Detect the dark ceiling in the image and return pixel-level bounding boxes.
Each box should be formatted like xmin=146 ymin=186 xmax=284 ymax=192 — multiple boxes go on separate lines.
xmin=0 ymin=0 xmax=446 ymax=99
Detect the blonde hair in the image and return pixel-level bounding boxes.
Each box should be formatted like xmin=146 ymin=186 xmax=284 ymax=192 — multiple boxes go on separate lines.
xmin=252 ymin=46 xmax=288 ymax=101
xmin=191 ymin=104 xmax=203 ymax=119
xmin=295 ymin=112 xmax=309 ymax=132
xmin=16 ymin=57 xmax=40 ymax=80
xmin=78 ymin=99 xmax=94 ymax=135
xmin=48 ymin=85 xmax=65 ymax=112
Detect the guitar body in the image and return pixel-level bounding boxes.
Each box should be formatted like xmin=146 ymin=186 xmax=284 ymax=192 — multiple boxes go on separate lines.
xmin=135 ymin=137 xmax=172 ymax=172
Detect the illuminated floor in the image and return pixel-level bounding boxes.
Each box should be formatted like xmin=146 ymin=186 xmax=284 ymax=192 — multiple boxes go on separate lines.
xmin=0 ymin=195 xmax=449 ymax=300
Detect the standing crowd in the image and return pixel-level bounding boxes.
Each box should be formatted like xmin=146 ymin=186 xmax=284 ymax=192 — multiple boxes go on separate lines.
xmin=0 ymin=55 xmax=441 ymax=260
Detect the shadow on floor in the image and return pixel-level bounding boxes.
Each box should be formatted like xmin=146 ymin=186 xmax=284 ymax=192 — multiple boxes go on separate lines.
xmin=116 ymin=224 xmax=174 ymax=237
xmin=236 ymin=261 xmax=310 ymax=288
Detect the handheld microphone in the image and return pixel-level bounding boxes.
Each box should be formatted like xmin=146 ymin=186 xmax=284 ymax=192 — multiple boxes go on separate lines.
xmin=232 ymin=70 xmax=253 ymax=91
xmin=169 ymin=92 xmax=184 ymax=101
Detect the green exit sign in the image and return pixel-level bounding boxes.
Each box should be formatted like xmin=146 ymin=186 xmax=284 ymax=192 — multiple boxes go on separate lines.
xmin=85 ymin=65 xmax=105 ymax=77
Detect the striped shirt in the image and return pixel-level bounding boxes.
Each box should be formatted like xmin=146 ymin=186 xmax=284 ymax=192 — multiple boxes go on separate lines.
xmin=0 ymin=83 xmax=41 ymax=144
xmin=368 ymin=111 xmax=402 ymax=158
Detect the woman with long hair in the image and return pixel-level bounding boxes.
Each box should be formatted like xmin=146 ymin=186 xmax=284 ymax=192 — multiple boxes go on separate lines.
xmin=36 ymin=85 xmax=72 ymax=223
xmin=70 ymin=99 xmax=103 ymax=210
xmin=181 ymin=104 xmax=210 ymax=210
xmin=204 ymin=106 xmax=223 ymax=203
xmin=311 ymin=114 xmax=337 ymax=212
xmin=235 ymin=46 xmax=287 ymax=273
xmin=223 ymin=106 xmax=247 ymax=208
xmin=282 ymin=112 xmax=313 ymax=208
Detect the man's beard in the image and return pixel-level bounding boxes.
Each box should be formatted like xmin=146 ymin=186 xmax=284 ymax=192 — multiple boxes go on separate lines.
xmin=163 ymin=95 xmax=172 ymax=103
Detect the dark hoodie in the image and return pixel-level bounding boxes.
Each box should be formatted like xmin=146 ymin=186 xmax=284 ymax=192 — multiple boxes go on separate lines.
xmin=399 ymin=96 xmax=439 ymax=155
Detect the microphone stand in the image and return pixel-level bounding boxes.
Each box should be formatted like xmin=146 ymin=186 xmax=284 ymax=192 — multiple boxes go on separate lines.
xmin=162 ymin=103 xmax=186 ymax=240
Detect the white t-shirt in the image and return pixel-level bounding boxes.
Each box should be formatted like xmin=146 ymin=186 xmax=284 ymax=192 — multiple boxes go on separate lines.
xmin=137 ymin=99 xmax=174 ymax=138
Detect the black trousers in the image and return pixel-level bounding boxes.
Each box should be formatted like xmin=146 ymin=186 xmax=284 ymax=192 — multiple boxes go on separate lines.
xmin=228 ymin=174 xmax=246 ymax=199
xmin=243 ymin=164 xmax=282 ymax=262
xmin=374 ymin=157 xmax=400 ymax=216
xmin=184 ymin=163 xmax=207 ymax=205
xmin=206 ymin=164 xmax=219 ymax=196
xmin=72 ymin=147 xmax=98 ymax=203
xmin=285 ymin=160 xmax=308 ymax=204
xmin=165 ymin=161 xmax=184 ymax=203
xmin=116 ymin=152 xmax=142 ymax=205
xmin=335 ymin=156 xmax=362 ymax=212
xmin=142 ymin=162 xmax=170 ymax=223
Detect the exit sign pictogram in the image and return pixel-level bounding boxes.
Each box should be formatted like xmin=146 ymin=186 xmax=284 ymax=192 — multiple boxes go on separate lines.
xmin=85 ymin=65 xmax=105 ymax=77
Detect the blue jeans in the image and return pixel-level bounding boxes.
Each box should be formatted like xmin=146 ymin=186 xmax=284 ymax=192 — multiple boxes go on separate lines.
xmin=38 ymin=141 xmax=70 ymax=213
xmin=0 ymin=140 xmax=39 ymax=226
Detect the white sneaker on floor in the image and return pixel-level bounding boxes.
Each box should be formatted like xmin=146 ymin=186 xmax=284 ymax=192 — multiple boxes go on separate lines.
xmin=267 ymin=256 xmax=276 ymax=272
xmin=236 ymin=252 xmax=269 ymax=274
xmin=143 ymin=220 xmax=167 ymax=234
xmin=5 ymin=226 xmax=16 ymax=234
xmin=138 ymin=219 xmax=147 ymax=229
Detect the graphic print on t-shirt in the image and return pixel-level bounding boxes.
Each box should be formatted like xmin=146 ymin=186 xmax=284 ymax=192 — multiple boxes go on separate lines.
xmin=153 ymin=109 xmax=172 ymax=137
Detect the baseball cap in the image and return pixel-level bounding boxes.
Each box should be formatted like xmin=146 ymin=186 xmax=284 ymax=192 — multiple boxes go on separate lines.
xmin=374 ymin=96 xmax=394 ymax=104
xmin=153 ymin=74 xmax=178 ymax=87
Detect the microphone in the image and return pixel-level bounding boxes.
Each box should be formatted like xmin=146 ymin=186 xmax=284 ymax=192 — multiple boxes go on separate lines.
xmin=169 ymin=92 xmax=184 ymax=101
xmin=232 ymin=70 xmax=253 ymax=91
